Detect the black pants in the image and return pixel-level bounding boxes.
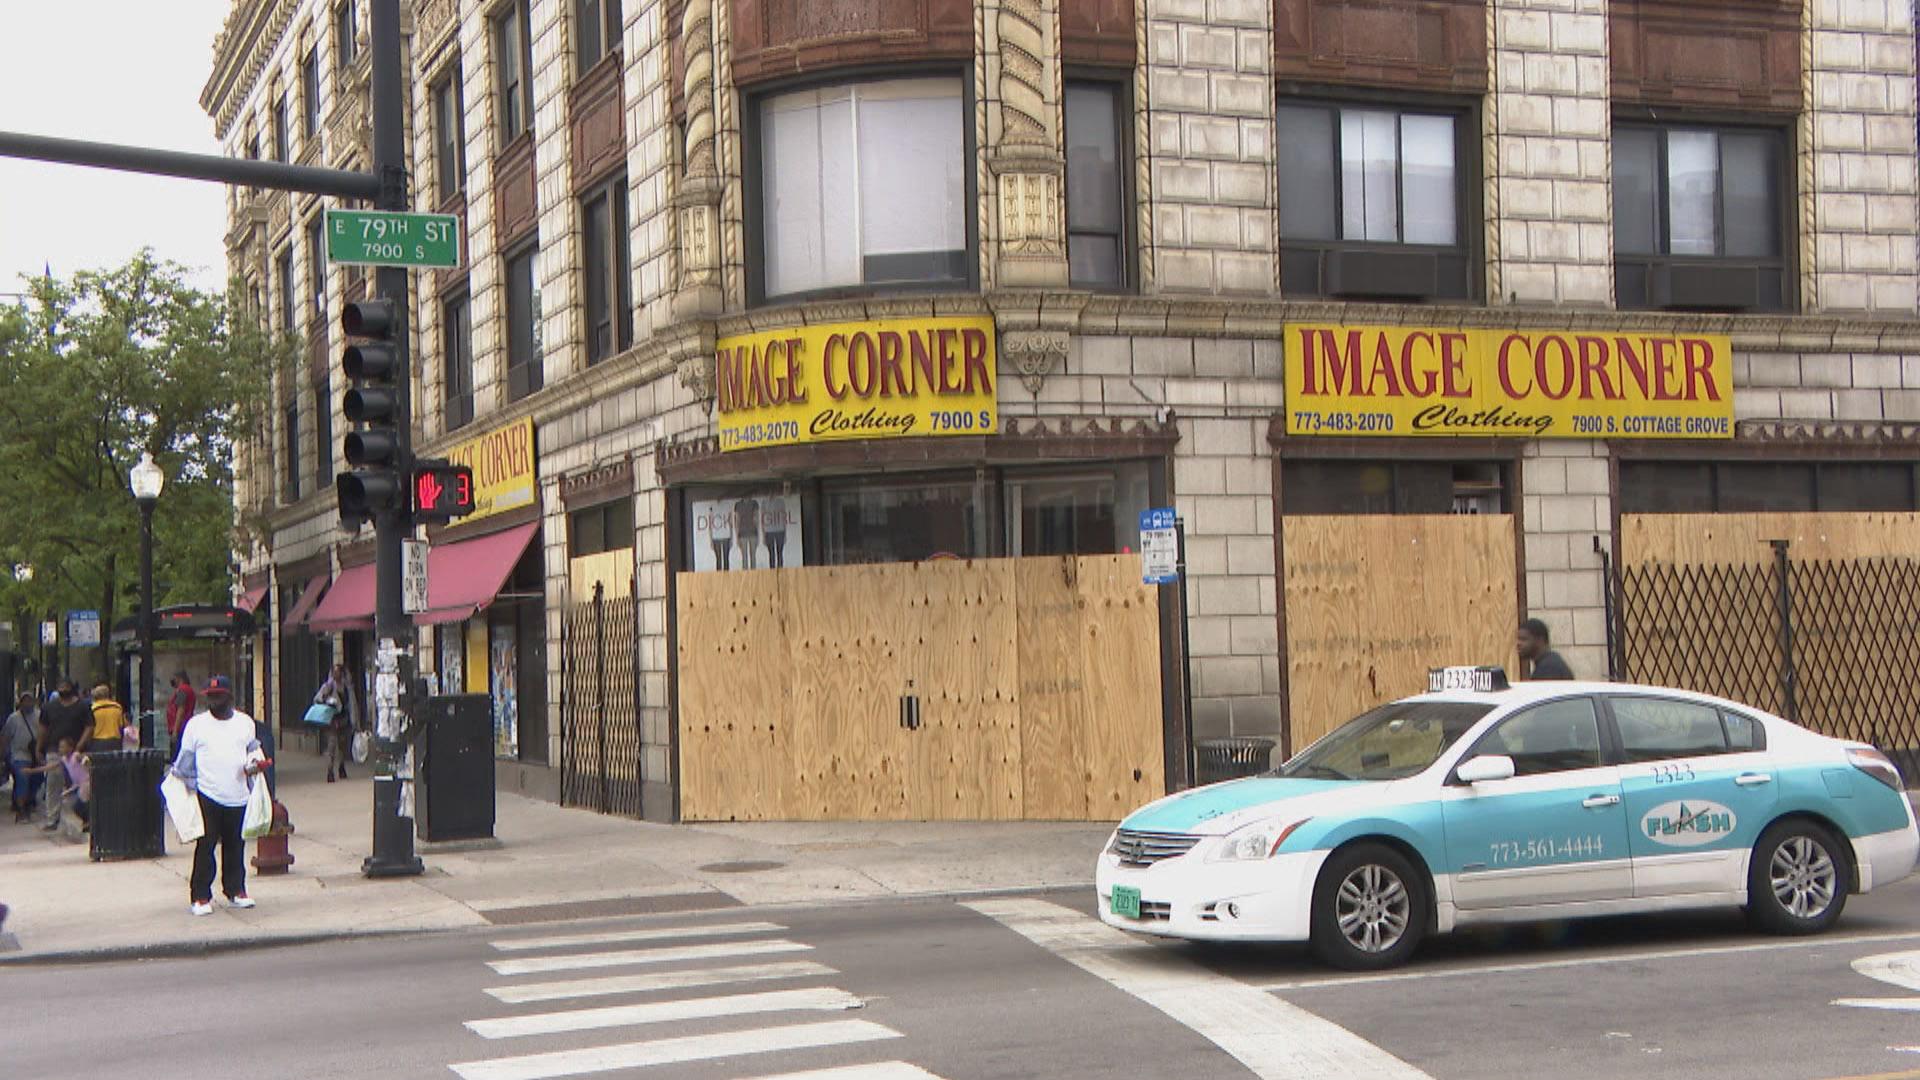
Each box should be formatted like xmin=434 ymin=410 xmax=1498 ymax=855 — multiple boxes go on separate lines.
xmin=192 ymin=793 xmax=247 ymax=903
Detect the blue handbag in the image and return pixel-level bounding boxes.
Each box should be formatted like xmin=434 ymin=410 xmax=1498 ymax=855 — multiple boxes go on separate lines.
xmin=303 ymin=702 xmax=338 ymax=726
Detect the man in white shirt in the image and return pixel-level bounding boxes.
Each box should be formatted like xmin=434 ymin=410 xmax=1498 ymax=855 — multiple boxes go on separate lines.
xmin=170 ymin=676 xmax=265 ymax=916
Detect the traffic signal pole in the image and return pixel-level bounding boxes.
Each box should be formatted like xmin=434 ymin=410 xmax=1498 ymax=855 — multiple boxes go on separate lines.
xmin=364 ymin=0 xmax=423 ymax=878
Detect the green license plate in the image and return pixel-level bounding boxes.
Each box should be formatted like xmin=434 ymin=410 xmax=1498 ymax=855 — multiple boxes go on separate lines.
xmin=1110 ymin=885 xmax=1141 ymax=919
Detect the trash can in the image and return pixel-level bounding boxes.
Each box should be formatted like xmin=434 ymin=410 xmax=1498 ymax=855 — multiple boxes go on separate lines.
xmin=1195 ymin=737 xmax=1277 ymax=786
xmin=88 ymin=749 xmax=168 ymax=861
xmin=416 ymin=694 xmax=495 ymax=842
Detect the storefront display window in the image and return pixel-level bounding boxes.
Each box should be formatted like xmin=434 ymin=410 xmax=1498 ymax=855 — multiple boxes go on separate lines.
xmin=692 ymin=491 xmax=802 ymax=571
xmin=1282 ymin=460 xmax=1508 ymax=515
xmin=823 ymin=475 xmax=985 ymax=565
xmin=1008 ymin=463 xmax=1150 ymax=556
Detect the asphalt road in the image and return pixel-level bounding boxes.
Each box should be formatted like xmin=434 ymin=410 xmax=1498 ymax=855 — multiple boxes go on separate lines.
xmin=8 ymin=877 xmax=1920 ymax=1080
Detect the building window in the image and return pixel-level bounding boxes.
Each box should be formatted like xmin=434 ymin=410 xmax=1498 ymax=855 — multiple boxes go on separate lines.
xmin=276 ymin=249 xmax=294 ymax=334
xmin=1064 ymin=81 xmax=1128 ymax=290
xmin=272 ymin=94 xmax=290 ymax=162
xmin=568 ymin=498 xmax=635 ymax=558
xmin=1281 ymin=460 xmax=1507 ymax=515
xmin=335 ymin=0 xmax=357 ymax=71
xmin=283 ymin=397 xmax=301 ymax=503
xmin=301 ymin=47 xmax=321 ymax=139
xmin=443 ymin=291 xmax=475 ymax=430
xmin=494 ymin=0 xmax=533 ymax=145
xmin=1614 ymin=124 xmax=1788 ymax=312
xmin=434 ymin=70 xmax=467 ymax=203
xmin=757 ymin=77 xmax=969 ymax=300
xmin=576 ymin=0 xmax=622 ymax=75
xmin=504 ymin=244 xmax=541 ymax=401
xmin=1275 ymin=100 xmax=1471 ymax=301
xmin=1007 ymin=464 xmax=1151 ymax=557
xmin=1619 ymin=461 xmax=1918 ymax=514
xmin=822 ymin=474 xmax=986 ymax=565
xmin=581 ymin=175 xmax=632 ymax=365
xmin=313 ymin=375 xmax=333 ymax=488
xmin=307 ymin=215 xmax=327 ymax=327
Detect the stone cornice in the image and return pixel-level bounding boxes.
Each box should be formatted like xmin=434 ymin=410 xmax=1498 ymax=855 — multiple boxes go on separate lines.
xmin=204 ymin=0 xmax=301 ymax=141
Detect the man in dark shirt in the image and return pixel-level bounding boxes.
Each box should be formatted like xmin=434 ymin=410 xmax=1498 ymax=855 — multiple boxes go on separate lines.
xmin=1517 ymin=618 xmax=1575 ymax=680
xmin=41 ymin=682 xmax=91 ymax=750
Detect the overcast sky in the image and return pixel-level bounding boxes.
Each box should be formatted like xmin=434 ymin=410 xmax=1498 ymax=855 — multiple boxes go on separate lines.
xmin=1 ymin=2 xmax=232 ymax=297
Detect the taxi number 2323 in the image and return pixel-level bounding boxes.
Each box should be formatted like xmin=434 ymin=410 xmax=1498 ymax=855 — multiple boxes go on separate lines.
xmin=1489 ymin=835 xmax=1605 ymax=865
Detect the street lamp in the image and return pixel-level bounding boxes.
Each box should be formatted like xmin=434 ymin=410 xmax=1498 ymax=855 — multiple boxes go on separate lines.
xmin=130 ymin=451 xmax=165 ymax=746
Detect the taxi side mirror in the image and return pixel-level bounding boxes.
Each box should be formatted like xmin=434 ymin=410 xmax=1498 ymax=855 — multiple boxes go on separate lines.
xmin=1456 ymin=754 xmax=1517 ymax=785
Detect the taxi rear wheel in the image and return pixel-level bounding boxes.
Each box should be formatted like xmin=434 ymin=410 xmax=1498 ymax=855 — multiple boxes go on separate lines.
xmin=1310 ymin=842 xmax=1428 ymax=970
xmin=1746 ymin=819 xmax=1850 ymax=935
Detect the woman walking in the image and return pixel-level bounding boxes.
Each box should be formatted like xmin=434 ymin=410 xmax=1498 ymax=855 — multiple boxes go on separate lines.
xmin=315 ymin=663 xmax=357 ymax=782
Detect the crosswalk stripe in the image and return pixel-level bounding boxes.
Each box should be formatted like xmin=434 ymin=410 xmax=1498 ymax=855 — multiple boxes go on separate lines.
xmin=491 ymin=921 xmax=788 ymax=953
xmin=447 ymin=1018 xmax=901 ymax=1080
xmin=965 ymin=898 xmax=1432 ymax=1080
xmin=734 ymin=1064 xmax=946 ymax=1080
xmin=488 ymin=940 xmax=811 ymax=977
xmin=466 ymin=987 xmax=864 ymax=1039
xmin=484 ymin=961 xmax=839 ymax=1005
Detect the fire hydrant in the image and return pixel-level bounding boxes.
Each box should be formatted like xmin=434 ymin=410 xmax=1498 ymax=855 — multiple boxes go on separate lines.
xmin=251 ymin=800 xmax=296 ymax=874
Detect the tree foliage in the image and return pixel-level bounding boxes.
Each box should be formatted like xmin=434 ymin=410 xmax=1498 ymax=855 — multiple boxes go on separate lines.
xmin=0 ymin=251 xmax=293 ymax=656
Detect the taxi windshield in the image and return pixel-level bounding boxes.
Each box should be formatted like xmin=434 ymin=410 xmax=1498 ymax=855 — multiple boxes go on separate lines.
xmin=1275 ymin=701 xmax=1494 ymax=782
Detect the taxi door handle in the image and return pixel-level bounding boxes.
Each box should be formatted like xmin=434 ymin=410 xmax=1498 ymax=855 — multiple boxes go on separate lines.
xmin=1735 ymin=773 xmax=1774 ymax=787
xmin=1582 ymin=794 xmax=1621 ymax=809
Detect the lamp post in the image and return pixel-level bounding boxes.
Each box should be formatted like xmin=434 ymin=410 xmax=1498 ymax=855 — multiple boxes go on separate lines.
xmin=130 ymin=452 xmax=165 ymax=745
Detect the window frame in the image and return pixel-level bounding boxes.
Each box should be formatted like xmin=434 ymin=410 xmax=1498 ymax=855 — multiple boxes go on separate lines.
xmin=1062 ymin=72 xmax=1134 ymax=293
xmin=276 ymin=248 xmax=295 ymax=335
xmin=1599 ymin=694 xmax=1763 ymax=765
xmin=442 ymin=289 xmax=475 ymax=431
xmin=313 ymin=373 xmax=333 ymax=490
xmin=503 ymin=240 xmax=542 ymax=402
xmin=1612 ymin=116 xmax=1794 ymax=313
xmin=493 ymin=0 xmax=534 ymax=147
xmin=282 ymin=395 xmax=302 ymax=504
xmin=580 ymin=173 xmax=633 ymax=366
xmin=301 ymin=47 xmax=322 ymax=140
xmin=306 ymin=214 xmax=327 ymax=328
xmin=568 ymin=498 xmax=636 ymax=558
xmin=1618 ymin=459 xmax=1920 ymax=514
xmin=1274 ymin=88 xmax=1481 ymax=302
xmin=334 ymin=0 xmax=357 ymax=72
xmin=272 ymin=93 xmax=291 ymax=163
xmin=575 ymin=0 xmax=623 ymax=76
xmin=433 ymin=68 xmax=468 ymax=204
xmin=743 ymin=67 xmax=981 ymax=307
xmin=1456 ymin=697 xmax=1607 ymax=779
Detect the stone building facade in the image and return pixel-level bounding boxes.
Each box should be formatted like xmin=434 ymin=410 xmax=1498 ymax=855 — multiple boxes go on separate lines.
xmin=206 ymin=0 xmax=1920 ymax=821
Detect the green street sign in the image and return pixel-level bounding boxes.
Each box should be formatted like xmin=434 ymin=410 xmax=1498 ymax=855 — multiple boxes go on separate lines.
xmin=325 ymin=209 xmax=461 ymax=269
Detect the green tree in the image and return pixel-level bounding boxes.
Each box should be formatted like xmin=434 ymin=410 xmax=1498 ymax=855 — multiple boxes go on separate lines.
xmin=0 ymin=251 xmax=292 ymax=683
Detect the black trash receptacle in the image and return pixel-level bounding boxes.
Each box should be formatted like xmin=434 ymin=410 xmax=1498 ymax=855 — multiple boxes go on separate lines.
xmin=416 ymin=694 xmax=495 ymax=842
xmin=1195 ymin=737 xmax=1277 ymax=786
xmin=88 ymin=749 xmax=168 ymax=861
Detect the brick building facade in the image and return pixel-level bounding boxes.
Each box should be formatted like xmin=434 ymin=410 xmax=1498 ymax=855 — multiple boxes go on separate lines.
xmin=205 ymin=0 xmax=1920 ymax=820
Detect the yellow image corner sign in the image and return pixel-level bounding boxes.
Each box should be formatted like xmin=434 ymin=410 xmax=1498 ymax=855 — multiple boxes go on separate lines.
xmin=444 ymin=417 xmax=537 ymax=521
xmin=1284 ymin=323 xmax=1735 ymax=439
xmin=715 ymin=314 xmax=998 ymax=451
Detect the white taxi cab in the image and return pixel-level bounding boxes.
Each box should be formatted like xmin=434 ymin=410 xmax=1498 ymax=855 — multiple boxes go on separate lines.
xmin=1097 ymin=668 xmax=1919 ymax=969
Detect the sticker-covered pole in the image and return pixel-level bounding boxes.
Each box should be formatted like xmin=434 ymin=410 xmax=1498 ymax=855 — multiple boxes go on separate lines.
xmin=363 ymin=0 xmax=423 ymax=879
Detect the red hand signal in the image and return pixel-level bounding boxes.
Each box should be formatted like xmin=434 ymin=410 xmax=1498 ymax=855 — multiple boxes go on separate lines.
xmin=416 ymin=470 xmax=446 ymax=510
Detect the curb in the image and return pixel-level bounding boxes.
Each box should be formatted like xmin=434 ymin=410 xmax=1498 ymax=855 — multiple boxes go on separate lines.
xmin=0 ymin=881 xmax=1093 ymax=966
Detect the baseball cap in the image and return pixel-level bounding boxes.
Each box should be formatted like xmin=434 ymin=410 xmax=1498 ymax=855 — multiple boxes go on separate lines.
xmin=202 ymin=674 xmax=235 ymax=696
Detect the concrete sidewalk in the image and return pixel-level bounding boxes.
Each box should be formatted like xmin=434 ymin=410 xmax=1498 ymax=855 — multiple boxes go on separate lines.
xmin=0 ymin=747 xmax=1110 ymax=962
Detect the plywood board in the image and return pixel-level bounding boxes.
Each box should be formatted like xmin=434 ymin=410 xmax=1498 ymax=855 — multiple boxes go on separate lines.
xmin=914 ymin=560 xmax=1023 ymax=820
xmin=1621 ymin=512 xmax=1920 ymax=567
xmin=674 ymin=569 xmax=790 ymax=821
xmin=1017 ymin=558 xmax=1089 ymax=820
xmin=1283 ymin=515 xmax=1519 ymax=750
xmin=1076 ymin=556 xmax=1168 ymax=819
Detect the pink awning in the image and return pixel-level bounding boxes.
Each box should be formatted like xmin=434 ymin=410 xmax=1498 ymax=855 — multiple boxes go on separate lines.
xmin=281 ymin=575 xmax=329 ymax=632
xmin=303 ymin=523 xmax=538 ymax=632
xmin=235 ymin=585 xmax=269 ymax=614
xmin=307 ymin=563 xmax=375 ymax=633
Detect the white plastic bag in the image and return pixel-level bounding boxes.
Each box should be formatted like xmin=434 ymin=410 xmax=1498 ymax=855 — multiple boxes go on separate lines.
xmin=160 ymin=773 xmax=203 ymax=844
xmin=241 ymin=776 xmax=273 ymax=840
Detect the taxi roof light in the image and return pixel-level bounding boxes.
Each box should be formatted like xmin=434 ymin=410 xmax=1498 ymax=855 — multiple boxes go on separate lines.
xmin=1429 ymin=666 xmax=1511 ymax=694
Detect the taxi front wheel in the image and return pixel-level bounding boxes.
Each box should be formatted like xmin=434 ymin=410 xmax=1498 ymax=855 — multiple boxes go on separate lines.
xmin=1746 ymin=820 xmax=1850 ymax=935
xmin=1310 ymin=842 xmax=1429 ymax=970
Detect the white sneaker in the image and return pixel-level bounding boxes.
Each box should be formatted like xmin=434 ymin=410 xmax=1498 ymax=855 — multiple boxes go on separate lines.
xmin=227 ymin=895 xmax=256 ymax=909
xmin=190 ymin=902 xmax=214 ymax=917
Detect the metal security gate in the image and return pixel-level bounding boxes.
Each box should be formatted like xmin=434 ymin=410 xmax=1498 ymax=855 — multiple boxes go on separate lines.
xmin=559 ymin=578 xmax=643 ymax=816
xmin=1614 ymin=542 xmax=1920 ymax=780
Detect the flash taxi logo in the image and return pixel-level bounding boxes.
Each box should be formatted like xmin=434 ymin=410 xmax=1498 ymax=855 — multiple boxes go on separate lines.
xmin=1640 ymin=800 xmax=1736 ymax=847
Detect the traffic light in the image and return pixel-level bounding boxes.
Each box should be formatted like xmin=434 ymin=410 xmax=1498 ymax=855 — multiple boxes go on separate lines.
xmin=411 ymin=459 xmax=476 ymax=523
xmin=338 ymin=298 xmax=403 ymax=525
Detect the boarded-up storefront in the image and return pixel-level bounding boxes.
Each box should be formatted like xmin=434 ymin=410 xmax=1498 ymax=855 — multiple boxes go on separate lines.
xmin=675 ymin=555 xmax=1164 ymax=821
xmin=1282 ymin=514 xmax=1520 ymax=751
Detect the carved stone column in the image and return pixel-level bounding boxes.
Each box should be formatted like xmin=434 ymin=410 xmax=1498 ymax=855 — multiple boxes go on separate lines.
xmin=673 ymin=0 xmax=724 ymax=319
xmin=986 ymin=0 xmax=1069 ymax=290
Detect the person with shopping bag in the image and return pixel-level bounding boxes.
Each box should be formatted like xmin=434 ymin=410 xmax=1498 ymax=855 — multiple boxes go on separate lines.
xmin=313 ymin=663 xmax=356 ymax=783
xmin=170 ymin=676 xmax=267 ymax=916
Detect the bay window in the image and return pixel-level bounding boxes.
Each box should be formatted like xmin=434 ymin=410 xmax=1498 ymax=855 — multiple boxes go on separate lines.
xmin=756 ymin=77 xmax=970 ymax=301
